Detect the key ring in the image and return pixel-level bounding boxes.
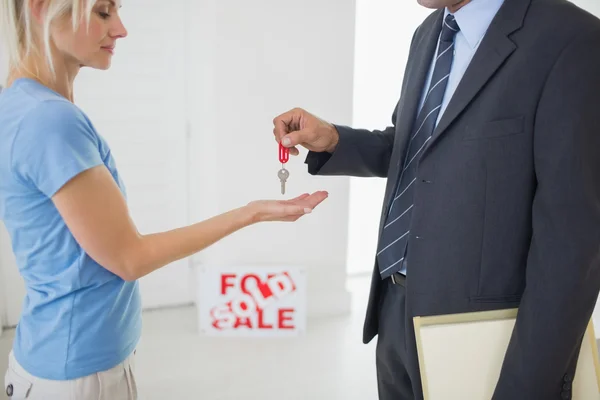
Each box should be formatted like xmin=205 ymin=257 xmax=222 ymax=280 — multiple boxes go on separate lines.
xmin=279 ymin=142 xmax=289 ymax=166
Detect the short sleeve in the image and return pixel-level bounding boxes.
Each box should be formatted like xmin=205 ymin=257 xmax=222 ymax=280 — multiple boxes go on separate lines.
xmin=11 ymin=100 xmax=104 ymax=197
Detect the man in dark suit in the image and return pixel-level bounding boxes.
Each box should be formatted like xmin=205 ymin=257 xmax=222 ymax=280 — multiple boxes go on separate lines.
xmin=273 ymin=0 xmax=600 ymax=398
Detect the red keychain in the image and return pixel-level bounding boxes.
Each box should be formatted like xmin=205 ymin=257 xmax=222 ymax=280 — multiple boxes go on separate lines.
xmin=279 ymin=142 xmax=289 ymax=165
xmin=278 ymin=143 xmax=290 ymax=195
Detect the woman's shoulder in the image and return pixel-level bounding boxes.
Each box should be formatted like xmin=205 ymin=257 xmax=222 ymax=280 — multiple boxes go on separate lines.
xmin=25 ymin=98 xmax=87 ymax=127
xmin=17 ymin=100 xmax=97 ymax=148
xmin=1 ymin=79 xmax=91 ymax=132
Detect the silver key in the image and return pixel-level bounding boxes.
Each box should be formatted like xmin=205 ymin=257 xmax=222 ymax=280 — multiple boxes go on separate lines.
xmin=278 ymin=166 xmax=290 ymax=195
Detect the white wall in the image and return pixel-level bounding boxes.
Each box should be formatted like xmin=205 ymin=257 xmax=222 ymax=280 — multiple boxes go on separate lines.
xmin=571 ymin=0 xmax=600 ymax=15
xmin=188 ymin=0 xmax=355 ymax=317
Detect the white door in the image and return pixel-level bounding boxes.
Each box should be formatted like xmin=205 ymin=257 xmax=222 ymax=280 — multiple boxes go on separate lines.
xmin=1 ymin=0 xmax=193 ymax=329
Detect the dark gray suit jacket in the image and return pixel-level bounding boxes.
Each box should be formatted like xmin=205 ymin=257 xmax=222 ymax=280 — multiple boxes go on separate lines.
xmin=305 ymin=0 xmax=600 ymax=398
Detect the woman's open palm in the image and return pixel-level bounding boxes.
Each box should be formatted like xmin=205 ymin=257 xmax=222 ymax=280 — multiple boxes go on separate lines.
xmin=248 ymin=191 xmax=329 ymax=222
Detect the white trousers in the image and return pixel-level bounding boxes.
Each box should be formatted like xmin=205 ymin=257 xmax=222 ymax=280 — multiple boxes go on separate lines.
xmin=4 ymin=351 xmax=138 ymax=400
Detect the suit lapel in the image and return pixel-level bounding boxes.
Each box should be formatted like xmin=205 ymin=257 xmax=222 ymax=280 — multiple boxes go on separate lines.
xmin=382 ymin=11 xmax=444 ymax=207
xmin=426 ymin=32 xmax=516 ymax=148
xmin=424 ymin=0 xmax=531 ymax=153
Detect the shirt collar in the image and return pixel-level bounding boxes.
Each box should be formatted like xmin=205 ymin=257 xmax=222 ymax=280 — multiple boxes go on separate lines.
xmin=444 ymin=0 xmax=506 ymax=49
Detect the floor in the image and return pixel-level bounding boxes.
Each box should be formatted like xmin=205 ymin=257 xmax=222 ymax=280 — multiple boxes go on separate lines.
xmin=0 ymin=276 xmax=379 ymax=399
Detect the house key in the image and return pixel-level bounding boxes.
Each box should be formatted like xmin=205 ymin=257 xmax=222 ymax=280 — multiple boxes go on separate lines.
xmin=278 ymin=167 xmax=290 ymax=195
xmin=278 ymin=142 xmax=290 ymax=195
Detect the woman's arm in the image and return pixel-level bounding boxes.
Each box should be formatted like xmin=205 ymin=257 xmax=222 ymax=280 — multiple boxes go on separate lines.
xmin=52 ymin=165 xmax=327 ymax=281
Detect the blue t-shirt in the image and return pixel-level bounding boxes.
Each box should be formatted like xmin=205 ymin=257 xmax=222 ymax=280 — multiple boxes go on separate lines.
xmin=0 ymin=78 xmax=142 ymax=380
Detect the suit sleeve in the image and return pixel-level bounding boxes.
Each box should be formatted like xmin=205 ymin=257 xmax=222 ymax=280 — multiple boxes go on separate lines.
xmin=304 ymin=112 xmax=397 ymax=178
xmin=493 ymin=28 xmax=600 ymax=400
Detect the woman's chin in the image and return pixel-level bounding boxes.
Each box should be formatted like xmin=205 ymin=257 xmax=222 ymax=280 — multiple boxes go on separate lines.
xmin=85 ymin=60 xmax=112 ymax=71
xmin=96 ymin=63 xmax=112 ymax=71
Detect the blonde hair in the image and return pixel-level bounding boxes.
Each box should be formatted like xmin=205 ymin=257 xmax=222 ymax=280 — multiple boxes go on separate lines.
xmin=0 ymin=0 xmax=96 ymax=77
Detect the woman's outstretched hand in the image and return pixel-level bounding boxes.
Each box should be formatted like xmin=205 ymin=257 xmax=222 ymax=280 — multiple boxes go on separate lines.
xmin=247 ymin=191 xmax=329 ymax=223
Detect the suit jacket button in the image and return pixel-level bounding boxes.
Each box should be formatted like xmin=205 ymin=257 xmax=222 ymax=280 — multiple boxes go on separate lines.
xmin=561 ymin=391 xmax=571 ymax=399
xmin=564 ymin=373 xmax=573 ymax=382
xmin=563 ymin=382 xmax=572 ymax=390
xmin=6 ymin=384 xmax=13 ymax=397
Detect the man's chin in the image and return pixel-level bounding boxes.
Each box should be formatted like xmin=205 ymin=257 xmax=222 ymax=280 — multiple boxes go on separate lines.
xmin=416 ymin=0 xmax=463 ymax=9
xmin=416 ymin=0 xmax=440 ymax=9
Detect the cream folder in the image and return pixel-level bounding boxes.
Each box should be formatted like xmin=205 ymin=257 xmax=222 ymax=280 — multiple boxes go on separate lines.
xmin=414 ymin=309 xmax=600 ymax=400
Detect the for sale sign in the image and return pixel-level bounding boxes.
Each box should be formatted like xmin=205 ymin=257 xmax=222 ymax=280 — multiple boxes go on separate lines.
xmin=196 ymin=266 xmax=306 ymax=337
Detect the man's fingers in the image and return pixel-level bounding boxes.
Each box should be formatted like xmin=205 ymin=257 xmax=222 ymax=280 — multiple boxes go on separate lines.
xmin=273 ymin=128 xmax=299 ymax=155
xmin=281 ymin=129 xmax=312 ymax=149
xmin=273 ymin=109 xmax=310 ymax=156
xmin=273 ymin=117 xmax=290 ymax=142
xmin=273 ymin=129 xmax=300 ymax=156
xmin=273 ymin=108 xmax=302 ymax=141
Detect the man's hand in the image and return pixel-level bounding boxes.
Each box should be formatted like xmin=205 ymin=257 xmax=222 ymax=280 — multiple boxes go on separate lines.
xmin=273 ymin=108 xmax=340 ymax=156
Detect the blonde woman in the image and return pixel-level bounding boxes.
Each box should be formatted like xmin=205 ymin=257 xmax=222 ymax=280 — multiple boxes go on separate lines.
xmin=0 ymin=1 xmax=328 ymax=398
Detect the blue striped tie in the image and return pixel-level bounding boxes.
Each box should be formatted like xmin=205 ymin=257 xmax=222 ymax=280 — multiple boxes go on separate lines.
xmin=377 ymin=14 xmax=460 ymax=279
